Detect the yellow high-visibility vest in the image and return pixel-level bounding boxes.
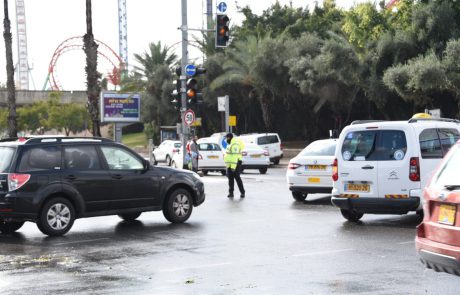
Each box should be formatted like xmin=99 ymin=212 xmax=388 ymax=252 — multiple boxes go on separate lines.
xmin=224 ymin=138 xmax=243 ymax=169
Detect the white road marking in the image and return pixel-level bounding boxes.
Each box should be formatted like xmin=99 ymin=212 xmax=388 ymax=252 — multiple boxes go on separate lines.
xmin=397 ymin=241 xmax=414 ymax=245
xmin=54 ymin=238 xmax=111 ymax=246
xmin=159 ymin=262 xmax=232 ymax=273
xmin=292 ymin=248 xmax=354 ymax=257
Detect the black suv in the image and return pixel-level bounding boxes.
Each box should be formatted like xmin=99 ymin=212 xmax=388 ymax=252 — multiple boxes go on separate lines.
xmin=0 ymin=137 xmax=205 ymax=236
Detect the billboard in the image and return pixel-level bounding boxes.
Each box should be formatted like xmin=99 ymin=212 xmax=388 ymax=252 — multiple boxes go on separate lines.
xmin=100 ymin=92 xmax=140 ymax=123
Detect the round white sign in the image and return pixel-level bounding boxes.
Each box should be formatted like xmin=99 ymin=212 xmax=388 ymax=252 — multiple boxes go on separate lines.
xmin=184 ymin=109 xmax=195 ymax=126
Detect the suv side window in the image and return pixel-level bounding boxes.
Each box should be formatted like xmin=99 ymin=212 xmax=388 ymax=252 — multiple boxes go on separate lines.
xmin=64 ymin=146 xmax=101 ymax=170
xmin=101 ymin=146 xmax=143 ymax=170
xmin=18 ymin=146 xmax=61 ymax=172
xmin=420 ymin=129 xmax=443 ymax=159
xmin=341 ymin=131 xmax=378 ymax=161
xmin=377 ymin=130 xmax=407 ymax=161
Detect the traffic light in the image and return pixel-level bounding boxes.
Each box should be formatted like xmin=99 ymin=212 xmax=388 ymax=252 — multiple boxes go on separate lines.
xmin=186 ymin=78 xmax=202 ymax=104
xmin=170 ymin=79 xmax=181 ymax=110
xmin=216 ymin=14 xmax=230 ymax=48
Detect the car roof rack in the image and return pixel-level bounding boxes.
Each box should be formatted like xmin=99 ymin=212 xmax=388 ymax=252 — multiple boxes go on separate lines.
xmin=7 ymin=136 xmax=115 ymax=144
xmin=350 ymin=120 xmax=387 ymax=125
xmin=408 ymin=118 xmax=460 ymax=124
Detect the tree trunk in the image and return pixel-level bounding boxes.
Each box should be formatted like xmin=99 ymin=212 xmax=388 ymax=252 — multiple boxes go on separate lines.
xmin=84 ymin=0 xmax=101 ymax=137
xmin=258 ymin=93 xmax=273 ymax=132
xmin=3 ymin=0 xmax=17 ymax=137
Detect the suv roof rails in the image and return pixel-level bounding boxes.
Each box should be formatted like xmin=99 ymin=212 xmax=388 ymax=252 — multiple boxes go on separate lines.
xmin=24 ymin=136 xmax=114 ymax=144
xmin=408 ymin=118 xmax=460 ymax=124
xmin=350 ymin=120 xmax=387 ymax=125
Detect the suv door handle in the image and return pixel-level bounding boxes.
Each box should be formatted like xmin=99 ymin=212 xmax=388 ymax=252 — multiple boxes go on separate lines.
xmin=112 ymin=174 xmax=123 ymax=180
xmin=65 ymin=175 xmax=77 ymax=181
xmin=361 ymin=165 xmax=374 ymax=170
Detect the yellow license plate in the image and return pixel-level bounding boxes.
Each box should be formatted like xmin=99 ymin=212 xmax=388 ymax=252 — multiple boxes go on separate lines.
xmin=308 ymin=177 xmax=320 ymax=183
xmin=438 ymin=204 xmax=456 ymax=225
xmin=307 ymin=165 xmax=326 ymax=170
xmin=207 ymin=155 xmax=218 ymax=159
xmin=251 ymin=154 xmax=261 ymax=158
xmin=346 ymin=183 xmax=370 ymax=192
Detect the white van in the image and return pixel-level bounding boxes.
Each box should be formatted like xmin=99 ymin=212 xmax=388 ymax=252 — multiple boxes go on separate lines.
xmin=331 ymin=118 xmax=460 ymax=221
xmin=239 ymin=133 xmax=283 ymax=164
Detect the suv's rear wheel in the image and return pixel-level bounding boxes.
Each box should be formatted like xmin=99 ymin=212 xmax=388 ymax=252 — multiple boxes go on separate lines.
xmin=37 ymin=197 xmax=75 ymax=236
xmin=340 ymin=209 xmax=363 ymax=222
xmin=292 ymin=191 xmax=307 ymax=202
xmin=118 ymin=212 xmax=142 ymax=221
xmin=0 ymin=219 xmax=24 ymax=234
xmin=163 ymin=188 xmax=193 ymax=223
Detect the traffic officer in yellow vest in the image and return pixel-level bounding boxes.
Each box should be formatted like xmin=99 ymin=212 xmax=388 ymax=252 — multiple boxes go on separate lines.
xmin=224 ymin=133 xmax=245 ymax=198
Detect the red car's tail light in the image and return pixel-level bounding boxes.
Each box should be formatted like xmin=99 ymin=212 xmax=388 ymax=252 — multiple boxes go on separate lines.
xmin=332 ymin=158 xmax=338 ymax=181
xmin=8 ymin=173 xmax=31 ymax=191
xmin=409 ymin=157 xmax=420 ymax=181
xmin=288 ymin=163 xmax=301 ymax=170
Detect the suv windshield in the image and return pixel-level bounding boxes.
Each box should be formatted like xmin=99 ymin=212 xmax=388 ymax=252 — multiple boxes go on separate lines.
xmin=0 ymin=147 xmax=15 ymax=172
xmin=300 ymin=141 xmax=336 ymax=156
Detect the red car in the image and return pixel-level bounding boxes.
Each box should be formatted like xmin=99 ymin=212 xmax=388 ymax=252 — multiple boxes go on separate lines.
xmin=416 ymin=140 xmax=460 ymax=276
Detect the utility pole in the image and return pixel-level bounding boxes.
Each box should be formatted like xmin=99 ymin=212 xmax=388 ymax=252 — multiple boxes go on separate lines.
xmin=180 ymin=0 xmax=189 ymax=166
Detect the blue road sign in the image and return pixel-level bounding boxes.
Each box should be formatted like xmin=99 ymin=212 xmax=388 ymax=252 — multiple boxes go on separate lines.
xmin=185 ymin=64 xmax=196 ymax=76
xmin=217 ymin=2 xmax=227 ymax=13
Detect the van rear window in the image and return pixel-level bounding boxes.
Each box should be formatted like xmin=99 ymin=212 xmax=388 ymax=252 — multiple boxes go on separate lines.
xmin=341 ymin=130 xmax=407 ymax=161
xmin=257 ymin=135 xmax=279 ymax=145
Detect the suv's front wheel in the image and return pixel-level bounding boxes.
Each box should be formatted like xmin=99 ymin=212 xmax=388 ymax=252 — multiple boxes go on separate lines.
xmin=37 ymin=197 xmax=75 ymax=236
xmin=163 ymin=188 xmax=193 ymax=223
xmin=0 ymin=219 xmax=24 ymax=234
xmin=340 ymin=209 xmax=363 ymax=222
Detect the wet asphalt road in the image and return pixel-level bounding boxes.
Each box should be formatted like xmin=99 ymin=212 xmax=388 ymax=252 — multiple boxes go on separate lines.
xmin=0 ymin=166 xmax=459 ymax=294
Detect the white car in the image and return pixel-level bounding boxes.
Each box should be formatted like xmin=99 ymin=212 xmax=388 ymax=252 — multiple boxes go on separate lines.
xmin=331 ymin=117 xmax=460 ymax=222
xmin=241 ymin=143 xmax=270 ymax=174
xmin=286 ymin=139 xmax=338 ymax=201
xmin=239 ymin=133 xmax=283 ymax=164
xmin=171 ymin=141 xmax=226 ymax=175
xmin=152 ymin=140 xmax=181 ymax=166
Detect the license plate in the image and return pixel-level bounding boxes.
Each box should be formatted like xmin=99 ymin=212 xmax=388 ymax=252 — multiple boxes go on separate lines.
xmin=207 ymin=155 xmax=218 ymax=159
xmin=345 ymin=183 xmax=370 ymax=192
xmin=251 ymin=154 xmax=261 ymax=158
xmin=306 ymin=165 xmax=326 ymax=170
xmin=308 ymin=177 xmax=320 ymax=183
xmin=438 ymin=204 xmax=456 ymax=225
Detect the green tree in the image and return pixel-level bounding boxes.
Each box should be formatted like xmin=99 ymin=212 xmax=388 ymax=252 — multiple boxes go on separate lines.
xmin=342 ymin=3 xmax=389 ymax=51
xmin=49 ymin=103 xmax=89 ymax=136
xmin=3 ymin=0 xmax=17 ymax=137
xmin=83 ymin=0 xmax=101 ymax=137
xmin=17 ymin=100 xmax=56 ymax=134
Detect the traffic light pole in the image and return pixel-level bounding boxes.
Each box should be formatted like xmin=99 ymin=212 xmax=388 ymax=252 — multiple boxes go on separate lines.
xmin=180 ymin=0 xmax=189 ymax=167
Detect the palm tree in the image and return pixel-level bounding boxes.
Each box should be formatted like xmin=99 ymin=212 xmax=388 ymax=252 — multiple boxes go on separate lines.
xmin=3 ymin=0 xmax=17 ymax=137
xmin=83 ymin=0 xmax=101 ymax=137
xmin=210 ymin=35 xmax=275 ymax=131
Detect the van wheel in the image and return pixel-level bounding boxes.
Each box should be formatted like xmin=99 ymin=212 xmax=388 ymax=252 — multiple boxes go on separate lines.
xmin=273 ymin=159 xmax=280 ymax=165
xmin=37 ymin=197 xmax=75 ymax=236
xmin=202 ymin=171 xmax=208 ymax=176
xmin=259 ymin=168 xmax=267 ymax=174
xmin=0 ymin=219 xmax=24 ymax=234
xmin=292 ymin=191 xmax=307 ymax=202
xmin=221 ymin=170 xmax=227 ymax=176
xmin=163 ymin=188 xmax=193 ymax=223
xmin=340 ymin=209 xmax=363 ymax=222
xmin=118 ymin=212 xmax=142 ymax=221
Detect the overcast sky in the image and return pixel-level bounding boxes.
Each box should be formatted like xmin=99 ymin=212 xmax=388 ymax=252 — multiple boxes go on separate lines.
xmin=0 ymin=0 xmax=366 ymax=91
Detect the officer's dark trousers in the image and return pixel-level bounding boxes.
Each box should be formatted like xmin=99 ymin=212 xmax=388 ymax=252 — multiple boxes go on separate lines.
xmin=227 ymin=161 xmax=245 ymax=194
